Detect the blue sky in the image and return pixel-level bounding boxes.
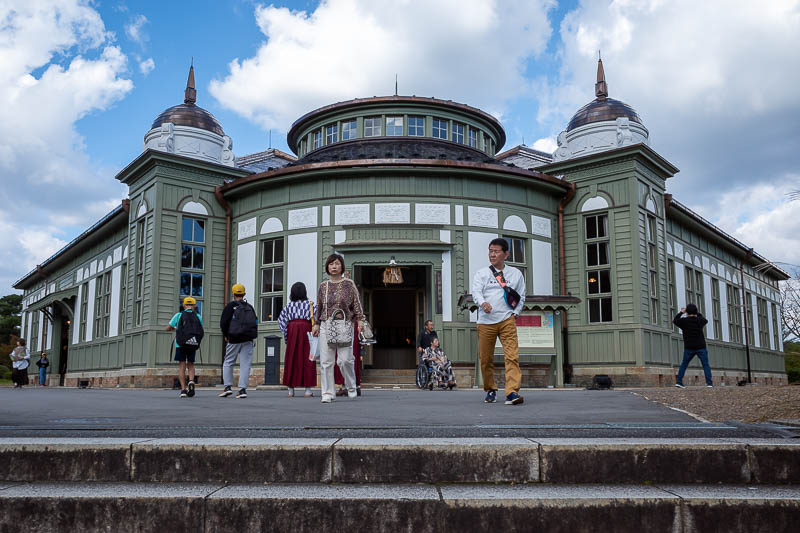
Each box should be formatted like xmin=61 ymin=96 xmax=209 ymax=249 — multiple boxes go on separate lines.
xmin=2 ymin=0 xmax=799 ymax=291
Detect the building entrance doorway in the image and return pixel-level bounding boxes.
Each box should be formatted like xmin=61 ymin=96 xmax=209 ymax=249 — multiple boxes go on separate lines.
xmin=357 ymin=265 xmax=428 ymax=370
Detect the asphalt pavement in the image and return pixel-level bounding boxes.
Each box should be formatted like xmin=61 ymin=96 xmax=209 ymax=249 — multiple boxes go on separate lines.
xmin=0 ymin=386 xmax=790 ymax=439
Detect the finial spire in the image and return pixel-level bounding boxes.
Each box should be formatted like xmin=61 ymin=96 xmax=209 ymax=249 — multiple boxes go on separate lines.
xmin=184 ymin=62 xmax=197 ymax=104
xmin=595 ymin=54 xmax=608 ymax=99
xmin=395 ymin=74 xmax=398 ymax=96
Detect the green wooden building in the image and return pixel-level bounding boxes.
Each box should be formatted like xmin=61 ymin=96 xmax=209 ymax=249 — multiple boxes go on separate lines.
xmin=14 ymin=61 xmax=789 ymax=388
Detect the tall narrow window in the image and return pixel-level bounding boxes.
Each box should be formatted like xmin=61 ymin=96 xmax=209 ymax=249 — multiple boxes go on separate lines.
xmin=363 ymin=117 xmax=382 ymax=137
xmin=432 ymin=118 xmax=448 ymax=139
xmin=119 ymin=266 xmax=126 ymax=333
xmin=408 ymin=116 xmax=424 ymax=136
xmin=452 ymin=122 xmax=464 ymax=144
xmin=30 ymin=312 xmax=40 ymax=352
xmin=503 ymin=236 xmax=526 ymax=280
xmin=757 ymin=297 xmax=769 ymax=347
xmin=135 ymin=219 xmax=145 ymax=326
xmin=325 ymin=124 xmax=338 ymax=144
xmin=668 ymin=259 xmax=677 ymax=330
xmin=313 ymin=130 xmax=322 ymax=149
xmin=80 ymin=281 xmax=89 ymax=341
xmin=341 ymin=120 xmax=357 ymax=140
xmin=180 ymin=217 xmax=205 ymax=316
xmin=95 ymin=271 xmax=112 ymax=338
xmin=745 ymin=292 xmax=754 ymax=346
xmin=646 ymin=215 xmax=659 ymax=324
xmin=727 ymin=284 xmax=742 ymax=343
xmin=41 ymin=313 xmax=48 ymax=352
xmin=468 ymin=128 xmax=478 ymax=148
xmin=711 ymin=279 xmax=721 ymax=339
xmin=772 ymin=302 xmax=780 ymax=350
xmin=685 ymin=266 xmax=705 ymax=315
xmin=385 ymin=116 xmax=403 ymax=136
xmin=260 ymin=237 xmax=284 ymax=322
xmin=585 ymin=214 xmax=612 ymax=323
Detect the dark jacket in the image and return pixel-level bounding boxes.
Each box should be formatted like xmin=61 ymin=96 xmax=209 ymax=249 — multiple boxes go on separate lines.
xmin=417 ymin=329 xmax=438 ymax=351
xmin=36 ymin=357 xmax=49 ymax=369
xmin=673 ymin=312 xmax=708 ymax=350
xmin=220 ymin=299 xmax=254 ymax=344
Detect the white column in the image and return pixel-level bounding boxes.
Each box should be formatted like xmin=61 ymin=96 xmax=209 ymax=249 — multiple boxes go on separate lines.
xmin=767 ymin=302 xmax=775 ymax=351
xmin=750 ymin=293 xmax=759 ymax=348
xmin=73 ymin=285 xmax=82 ymax=345
xmin=440 ymin=230 xmax=452 ymax=322
xmin=719 ymin=282 xmax=729 ymax=342
xmin=703 ymin=274 xmax=714 ymax=340
xmin=467 ymin=231 xmax=498 ymax=322
xmin=46 ymin=318 xmax=53 ymax=350
xmin=37 ymin=311 xmax=44 ymax=351
xmin=532 ymin=240 xmax=553 ymax=295
xmin=20 ymin=311 xmax=26 ymax=344
xmin=236 ymin=241 xmax=257 ymax=301
xmin=85 ymin=278 xmax=96 ymax=342
xmin=109 ymin=265 xmax=122 ymax=337
xmin=287 ymin=232 xmax=318 ymax=302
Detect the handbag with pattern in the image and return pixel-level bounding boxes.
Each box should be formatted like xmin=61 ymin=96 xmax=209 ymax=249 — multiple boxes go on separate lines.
xmin=325 ymin=282 xmax=354 ymax=347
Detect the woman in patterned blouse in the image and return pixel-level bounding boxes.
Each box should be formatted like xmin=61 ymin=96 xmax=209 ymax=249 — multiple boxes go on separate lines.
xmin=312 ymin=254 xmax=365 ymax=403
xmin=278 ymin=282 xmax=317 ymax=397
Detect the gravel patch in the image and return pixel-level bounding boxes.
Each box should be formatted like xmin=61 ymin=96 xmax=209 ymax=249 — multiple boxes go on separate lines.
xmin=631 ymin=385 xmax=800 ymax=423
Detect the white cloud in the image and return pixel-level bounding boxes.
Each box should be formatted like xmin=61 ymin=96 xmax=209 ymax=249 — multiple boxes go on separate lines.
xmin=0 ymin=0 xmax=133 ymax=290
xmin=210 ymin=0 xmax=556 ymax=131
xmin=125 ymin=14 xmax=149 ymax=46
xmin=139 ymin=57 xmax=155 ymax=75
xmin=532 ymin=136 xmax=556 ymax=153
xmin=539 ymin=0 xmax=800 ymax=264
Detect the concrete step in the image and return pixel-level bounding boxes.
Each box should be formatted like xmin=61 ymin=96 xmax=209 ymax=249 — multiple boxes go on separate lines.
xmin=1 ymin=482 xmax=798 ymax=532
xmin=2 ymin=438 xmax=799 ymax=485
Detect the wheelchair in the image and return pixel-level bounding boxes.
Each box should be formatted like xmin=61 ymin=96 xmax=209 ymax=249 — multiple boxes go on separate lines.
xmin=415 ymin=358 xmax=433 ymax=390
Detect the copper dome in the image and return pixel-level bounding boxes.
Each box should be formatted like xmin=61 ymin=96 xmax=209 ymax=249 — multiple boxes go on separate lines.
xmin=150 ymin=64 xmax=225 ymax=136
xmin=566 ymin=97 xmax=643 ymax=132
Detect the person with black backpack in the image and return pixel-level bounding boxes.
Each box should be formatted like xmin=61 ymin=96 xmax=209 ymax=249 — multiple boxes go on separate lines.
xmin=166 ymin=296 xmax=204 ymax=398
xmin=219 ymin=283 xmax=258 ymax=399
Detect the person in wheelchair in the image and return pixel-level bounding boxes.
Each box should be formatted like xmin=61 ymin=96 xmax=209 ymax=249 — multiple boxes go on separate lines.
xmin=422 ymin=337 xmax=456 ymax=390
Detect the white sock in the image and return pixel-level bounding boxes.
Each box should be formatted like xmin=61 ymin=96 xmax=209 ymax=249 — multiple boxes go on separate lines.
xmin=288 ymin=387 xmax=295 ymax=394
xmin=304 ymin=387 xmax=311 ymax=395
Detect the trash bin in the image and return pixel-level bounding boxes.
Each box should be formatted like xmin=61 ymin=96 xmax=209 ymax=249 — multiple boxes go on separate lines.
xmin=264 ymin=335 xmax=281 ymax=385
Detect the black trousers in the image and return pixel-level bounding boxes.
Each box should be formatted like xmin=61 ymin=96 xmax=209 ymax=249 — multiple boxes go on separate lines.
xmin=11 ymin=367 xmax=29 ymax=386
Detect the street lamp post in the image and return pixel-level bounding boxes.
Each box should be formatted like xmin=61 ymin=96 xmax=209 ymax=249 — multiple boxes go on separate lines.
xmin=739 ymin=251 xmax=754 ymax=384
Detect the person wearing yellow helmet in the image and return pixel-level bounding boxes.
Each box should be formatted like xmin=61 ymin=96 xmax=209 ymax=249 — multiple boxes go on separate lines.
xmin=166 ymin=296 xmax=204 ymax=398
xmin=219 ymin=283 xmax=258 ymax=398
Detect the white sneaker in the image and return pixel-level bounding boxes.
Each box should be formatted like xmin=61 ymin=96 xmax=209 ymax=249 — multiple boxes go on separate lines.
xmin=706 ymin=385 xmax=713 ymax=388
xmin=321 ymin=396 xmax=333 ymax=404
xmin=347 ymin=389 xmax=357 ymax=399
xmin=675 ymin=383 xmax=685 ymax=388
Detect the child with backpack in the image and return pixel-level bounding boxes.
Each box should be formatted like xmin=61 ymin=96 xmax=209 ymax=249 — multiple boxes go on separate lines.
xmin=166 ymin=296 xmax=204 ymax=398
xmin=219 ymin=283 xmax=258 ymax=399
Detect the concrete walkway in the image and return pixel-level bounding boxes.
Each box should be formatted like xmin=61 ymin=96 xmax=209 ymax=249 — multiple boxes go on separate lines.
xmin=0 ymin=387 xmax=787 ymax=438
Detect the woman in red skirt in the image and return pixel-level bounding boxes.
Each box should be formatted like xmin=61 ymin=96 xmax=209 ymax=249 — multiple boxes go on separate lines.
xmin=278 ymin=282 xmax=317 ymax=397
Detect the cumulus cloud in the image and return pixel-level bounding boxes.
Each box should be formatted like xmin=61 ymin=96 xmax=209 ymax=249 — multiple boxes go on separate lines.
xmin=210 ymin=0 xmax=556 ymax=131
xmin=125 ymin=14 xmax=149 ymax=46
xmin=539 ymin=0 xmax=800 ymax=265
xmin=139 ymin=57 xmax=155 ymax=75
xmin=0 ymin=0 xmax=132 ymax=290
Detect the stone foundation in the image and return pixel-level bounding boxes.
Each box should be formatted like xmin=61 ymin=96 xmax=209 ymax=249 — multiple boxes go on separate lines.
xmin=569 ymin=365 xmax=788 ymax=388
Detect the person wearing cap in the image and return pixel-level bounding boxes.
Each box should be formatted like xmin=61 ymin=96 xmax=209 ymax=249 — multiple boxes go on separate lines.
xmin=673 ymin=303 xmax=713 ymax=388
xmin=219 ymin=283 xmax=258 ymax=398
xmin=166 ymin=297 xmax=203 ymax=398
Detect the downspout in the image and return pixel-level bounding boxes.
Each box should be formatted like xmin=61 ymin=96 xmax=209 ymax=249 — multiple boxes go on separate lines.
xmin=558 ymin=182 xmax=577 ymax=384
xmin=214 ymin=187 xmax=232 ymax=307
xmin=740 ymin=248 xmax=754 ymax=384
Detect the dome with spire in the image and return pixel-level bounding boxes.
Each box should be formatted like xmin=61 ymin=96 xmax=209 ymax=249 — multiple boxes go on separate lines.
xmin=143 ymin=64 xmax=235 ymax=166
xmin=553 ymin=58 xmax=649 ymax=162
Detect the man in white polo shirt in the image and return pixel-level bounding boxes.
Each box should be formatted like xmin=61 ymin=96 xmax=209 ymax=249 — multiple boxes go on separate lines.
xmin=471 ymin=238 xmax=526 ymax=405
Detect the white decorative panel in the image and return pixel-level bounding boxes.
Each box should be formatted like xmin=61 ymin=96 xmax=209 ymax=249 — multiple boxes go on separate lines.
xmin=442 ymin=250 xmax=453 ymax=322
xmin=335 ymin=204 xmax=370 ymax=225
xmin=90 ymin=260 xmax=97 ymax=276
xmin=767 ymin=303 xmax=775 ymax=350
xmin=666 ymin=242 xmax=673 ymax=256
xmin=76 ymin=270 xmax=83 ymax=283
xmin=711 ymin=264 xmax=717 ymax=276
xmin=106 ymin=255 xmax=113 ymax=270
xmin=37 ymin=311 xmax=44 ymax=350
xmin=439 ymin=230 xmax=451 ymax=243
xmin=375 ymin=203 xmax=410 ymax=224
xmin=751 ymin=293 xmax=760 ymax=347
xmin=703 ymin=274 xmax=714 ymax=340
xmin=137 ymin=202 xmax=147 ymax=218
xmin=530 ymin=215 xmax=551 ymax=238
xmin=719 ymin=282 xmax=730 ymax=342
xmin=238 ymin=217 xmax=257 ymax=240
xmin=236 ymin=241 xmax=257 ymax=301
xmin=673 ymin=242 xmax=684 ymax=258
xmin=113 ymin=247 xmax=122 ymax=264
xmin=334 ymin=230 xmax=346 ymax=244
xmin=48 ymin=283 xmax=56 ymax=293
xmin=581 ymin=196 xmax=609 ymax=211
xmin=467 ymin=231 xmax=498 ymax=322
xmin=85 ymin=278 xmax=96 ymax=342
xmin=693 ymin=256 xmax=701 ymax=268
xmin=675 ymin=263 xmax=686 ymax=311
xmin=415 ymin=203 xmax=450 ymax=224
xmin=322 ymin=206 xmax=331 ymax=226
xmin=288 ymin=233 xmax=318 ymax=304
xmin=532 ymin=240 xmax=553 ymax=295
xmin=645 ymin=196 xmax=657 ymax=213
xmin=454 ymin=205 xmax=464 ymax=225
xmin=288 ymin=207 xmax=318 ymax=229
xmin=684 ymin=252 xmax=692 ymax=263
xmin=46 ymin=320 xmax=53 ymax=350
xmin=502 ymin=215 xmax=527 ymax=233
xmin=260 ymin=217 xmax=283 ymax=234
xmin=73 ymin=284 xmax=82 ymax=345
xmin=123 ymin=246 xmax=128 ymax=259
xmin=467 ymin=206 xmax=498 ymax=228
xmin=109 ymin=265 xmax=122 ymax=338
xmin=702 ymin=256 xmax=710 ymax=271
xmin=182 ymin=201 xmax=208 ymax=215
